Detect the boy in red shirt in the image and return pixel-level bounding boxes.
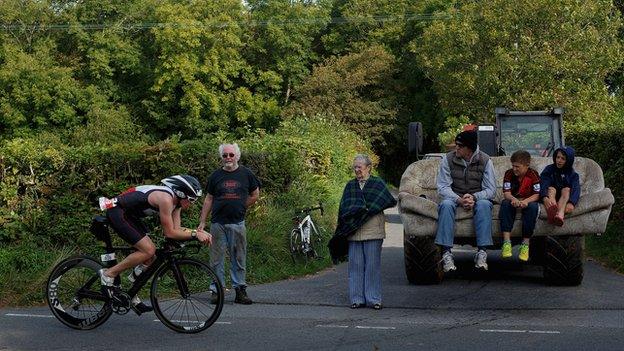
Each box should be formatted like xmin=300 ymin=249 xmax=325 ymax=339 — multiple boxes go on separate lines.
xmin=499 ymin=150 xmax=541 ymax=261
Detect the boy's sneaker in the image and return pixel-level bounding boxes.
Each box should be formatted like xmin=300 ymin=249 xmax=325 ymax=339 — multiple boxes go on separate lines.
xmin=474 ymin=250 xmax=488 ymax=270
xmin=441 ymin=251 xmax=456 ymax=272
xmin=518 ymin=243 xmax=530 ymax=262
xmin=99 ymin=268 xmax=116 ymax=287
xmin=501 ymin=242 xmax=512 ymax=258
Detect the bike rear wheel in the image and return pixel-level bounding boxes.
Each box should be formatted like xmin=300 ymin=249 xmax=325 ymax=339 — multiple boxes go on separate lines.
xmin=289 ymin=229 xmax=307 ymax=263
xmin=46 ymin=255 xmax=112 ymax=330
xmin=151 ymin=258 xmax=224 ymax=333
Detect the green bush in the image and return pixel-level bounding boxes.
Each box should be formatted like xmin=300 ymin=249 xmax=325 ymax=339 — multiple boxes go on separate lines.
xmin=566 ymin=114 xmax=624 ymax=220
xmin=0 ymin=116 xmax=371 ymax=305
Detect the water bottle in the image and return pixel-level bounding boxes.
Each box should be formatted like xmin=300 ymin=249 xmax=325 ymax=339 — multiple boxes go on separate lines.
xmin=98 ymin=197 xmax=118 ymax=211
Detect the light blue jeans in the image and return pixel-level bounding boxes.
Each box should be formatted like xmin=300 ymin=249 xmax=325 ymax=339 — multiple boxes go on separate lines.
xmin=348 ymin=239 xmax=383 ymax=306
xmin=435 ymin=199 xmax=493 ymax=248
xmin=210 ymin=221 xmax=247 ymax=290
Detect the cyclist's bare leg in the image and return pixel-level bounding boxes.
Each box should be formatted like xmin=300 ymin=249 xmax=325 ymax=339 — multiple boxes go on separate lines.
xmin=103 ymin=236 xmax=156 ymax=279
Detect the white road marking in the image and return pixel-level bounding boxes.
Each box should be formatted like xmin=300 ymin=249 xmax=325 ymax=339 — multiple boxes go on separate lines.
xmin=5 ymin=313 xmax=54 ymax=318
xmin=315 ymin=325 xmax=395 ymax=330
xmin=355 ymin=326 xmax=396 ymax=330
xmin=152 ymin=319 xmax=231 ymax=324
xmin=480 ymin=329 xmax=560 ymax=334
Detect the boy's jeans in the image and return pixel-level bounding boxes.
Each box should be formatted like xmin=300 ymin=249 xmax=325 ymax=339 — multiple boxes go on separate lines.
xmin=435 ymin=199 xmax=493 ymax=248
xmin=499 ymin=200 xmax=539 ymax=238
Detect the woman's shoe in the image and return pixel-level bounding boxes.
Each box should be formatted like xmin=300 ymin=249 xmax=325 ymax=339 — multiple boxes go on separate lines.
xmin=372 ymin=303 xmax=382 ymax=310
xmin=350 ymin=303 xmax=365 ymax=309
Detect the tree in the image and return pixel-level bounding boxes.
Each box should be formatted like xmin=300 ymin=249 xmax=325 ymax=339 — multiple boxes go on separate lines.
xmin=414 ymin=0 xmax=622 ymax=123
xmin=284 ymin=45 xmax=397 ymax=147
xmin=245 ymin=0 xmax=331 ymax=104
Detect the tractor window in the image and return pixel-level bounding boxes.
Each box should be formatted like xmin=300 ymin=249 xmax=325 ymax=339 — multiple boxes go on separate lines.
xmin=499 ymin=116 xmax=554 ymax=156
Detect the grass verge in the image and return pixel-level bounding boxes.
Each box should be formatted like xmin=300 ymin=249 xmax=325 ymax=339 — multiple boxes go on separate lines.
xmin=586 ymin=219 xmax=624 ymax=274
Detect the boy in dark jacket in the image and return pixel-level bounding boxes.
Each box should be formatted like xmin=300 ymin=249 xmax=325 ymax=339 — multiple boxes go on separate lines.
xmin=540 ymin=146 xmax=580 ymax=227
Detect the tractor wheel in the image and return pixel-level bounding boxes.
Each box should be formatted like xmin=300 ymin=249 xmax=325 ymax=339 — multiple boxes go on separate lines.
xmin=529 ymin=236 xmax=546 ymax=265
xmin=404 ymin=234 xmax=443 ymax=285
xmin=543 ymin=235 xmax=584 ymax=286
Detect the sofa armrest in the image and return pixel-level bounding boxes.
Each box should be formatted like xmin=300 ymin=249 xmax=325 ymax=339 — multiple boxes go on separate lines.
xmin=398 ymin=192 xmax=439 ymax=220
xmin=567 ymin=188 xmax=614 ymax=218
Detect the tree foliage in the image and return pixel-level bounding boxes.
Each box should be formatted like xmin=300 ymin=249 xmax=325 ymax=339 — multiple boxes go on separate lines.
xmin=283 ymin=45 xmax=398 ymax=147
xmin=414 ymin=0 xmax=622 ymax=123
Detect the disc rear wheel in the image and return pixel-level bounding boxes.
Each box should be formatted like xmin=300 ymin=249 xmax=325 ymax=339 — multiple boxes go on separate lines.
xmin=46 ymin=256 xmax=112 ymax=330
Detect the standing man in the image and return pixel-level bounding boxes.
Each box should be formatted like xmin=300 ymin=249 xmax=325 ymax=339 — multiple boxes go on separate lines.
xmin=198 ymin=143 xmax=260 ymax=304
xmin=435 ymin=130 xmax=496 ymax=272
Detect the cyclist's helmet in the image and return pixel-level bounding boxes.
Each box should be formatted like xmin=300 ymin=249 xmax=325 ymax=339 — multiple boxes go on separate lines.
xmin=160 ymin=175 xmax=203 ymax=202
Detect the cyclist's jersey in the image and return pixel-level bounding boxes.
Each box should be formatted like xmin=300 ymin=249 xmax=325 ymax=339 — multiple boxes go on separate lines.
xmin=107 ymin=185 xmax=174 ymax=245
xmin=116 ymin=185 xmax=174 ymax=217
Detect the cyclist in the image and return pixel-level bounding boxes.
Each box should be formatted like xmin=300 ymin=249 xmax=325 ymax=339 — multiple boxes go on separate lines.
xmin=99 ymin=175 xmax=211 ymax=314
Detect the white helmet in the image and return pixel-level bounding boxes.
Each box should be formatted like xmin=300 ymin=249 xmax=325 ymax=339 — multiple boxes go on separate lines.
xmin=160 ymin=175 xmax=203 ymax=201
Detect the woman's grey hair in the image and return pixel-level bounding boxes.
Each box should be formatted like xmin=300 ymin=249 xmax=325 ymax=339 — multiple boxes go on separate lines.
xmin=353 ymin=154 xmax=372 ymax=167
xmin=218 ymin=143 xmax=241 ymax=159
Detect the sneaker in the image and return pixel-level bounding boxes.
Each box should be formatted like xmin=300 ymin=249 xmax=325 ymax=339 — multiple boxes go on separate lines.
xmin=234 ymin=286 xmax=253 ymax=305
xmin=518 ymin=243 xmax=530 ymax=262
xmin=474 ymin=250 xmax=488 ymax=270
xmin=127 ymin=264 xmax=146 ymax=284
xmin=130 ymin=296 xmax=153 ymax=315
xmin=210 ymin=290 xmax=220 ymax=305
xmin=501 ymin=241 xmax=512 ymax=258
xmin=99 ymin=268 xmax=116 ymax=287
xmin=441 ymin=251 xmax=456 ymax=272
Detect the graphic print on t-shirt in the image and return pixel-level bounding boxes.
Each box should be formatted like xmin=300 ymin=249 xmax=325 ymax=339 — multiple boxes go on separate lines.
xmin=222 ymin=180 xmax=242 ymax=200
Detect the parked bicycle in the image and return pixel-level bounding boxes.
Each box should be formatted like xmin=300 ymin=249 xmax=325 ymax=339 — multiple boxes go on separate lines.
xmin=289 ymin=203 xmax=324 ymax=262
xmin=46 ymin=216 xmax=224 ymax=333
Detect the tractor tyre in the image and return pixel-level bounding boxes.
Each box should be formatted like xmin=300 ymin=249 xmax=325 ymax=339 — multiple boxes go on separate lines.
xmin=404 ymin=234 xmax=443 ymax=285
xmin=543 ymin=235 xmax=584 ymax=286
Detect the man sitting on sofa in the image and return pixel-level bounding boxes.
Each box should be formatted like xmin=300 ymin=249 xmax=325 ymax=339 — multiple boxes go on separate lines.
xmin=435 ymin=130 xmax=497 ymax=272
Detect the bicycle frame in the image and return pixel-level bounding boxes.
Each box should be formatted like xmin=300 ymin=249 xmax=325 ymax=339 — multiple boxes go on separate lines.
xmin=73 ymin=243 xmax=194 ymax=305
xmin=297 ymin=214 xmax=319 ymax=248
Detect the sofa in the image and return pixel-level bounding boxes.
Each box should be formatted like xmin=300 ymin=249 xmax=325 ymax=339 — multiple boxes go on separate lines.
xmin=398 ymin=156 xmax=614 ymax=285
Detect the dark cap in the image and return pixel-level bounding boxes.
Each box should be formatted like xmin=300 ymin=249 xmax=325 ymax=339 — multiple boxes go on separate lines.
xmin=455 ymin=131 xmax=478 ymax=151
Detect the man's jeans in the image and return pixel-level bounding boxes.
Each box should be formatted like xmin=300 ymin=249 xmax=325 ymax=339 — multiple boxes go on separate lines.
xmin=435 ymin=199 xmax=493 ymax=248
xmin=499 ymin=200 xmax=539 ymax=238
xmin=210 ymin=221 xmax=247 ymax=290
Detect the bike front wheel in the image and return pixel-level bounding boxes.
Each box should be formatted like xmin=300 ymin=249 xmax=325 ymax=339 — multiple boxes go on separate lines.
xmin=46 ymin=255 xmax=112 ymax=330
xmin=151 ymin=258 xmax=224 ymax=333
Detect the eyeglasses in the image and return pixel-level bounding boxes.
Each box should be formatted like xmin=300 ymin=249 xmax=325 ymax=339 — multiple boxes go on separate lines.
xmin=455 ymin=143 xmax=466 ymax=149
xmin=222 ymin=153 xmax=235 ymax=158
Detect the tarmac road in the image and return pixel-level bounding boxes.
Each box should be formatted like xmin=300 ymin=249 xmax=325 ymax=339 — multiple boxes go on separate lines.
xmin=1 ymin=205 xmax=623 ymax=350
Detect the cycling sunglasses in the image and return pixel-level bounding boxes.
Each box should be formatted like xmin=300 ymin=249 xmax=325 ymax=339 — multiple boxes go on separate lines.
xmin=186 ymin=196 xmax=197 ymax=203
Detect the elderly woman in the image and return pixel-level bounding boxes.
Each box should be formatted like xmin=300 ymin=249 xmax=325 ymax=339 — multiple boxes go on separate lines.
xmin=331 ymin=154 xmax=396 ymax=310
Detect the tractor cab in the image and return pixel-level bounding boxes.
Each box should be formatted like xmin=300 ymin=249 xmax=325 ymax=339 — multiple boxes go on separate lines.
xmin=480 ymin=107 xmax=565 ymax=157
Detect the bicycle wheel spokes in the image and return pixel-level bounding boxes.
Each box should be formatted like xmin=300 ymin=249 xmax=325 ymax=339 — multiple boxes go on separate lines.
xmin=151 ymin=259 xmax=223 ymax=333
xmin=290 ymin=229 xmax=307 ymax=263
xmin=46 ymin=256 xmax=112 ymax=330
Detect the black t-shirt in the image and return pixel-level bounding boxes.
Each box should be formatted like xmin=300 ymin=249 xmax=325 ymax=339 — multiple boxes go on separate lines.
xmin=206 ymin=166 xmax=260 ymax=224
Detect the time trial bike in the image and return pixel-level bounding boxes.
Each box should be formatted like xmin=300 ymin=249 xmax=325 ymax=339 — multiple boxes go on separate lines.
xmin=46 ymin=215 xmax=224 ymax=333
